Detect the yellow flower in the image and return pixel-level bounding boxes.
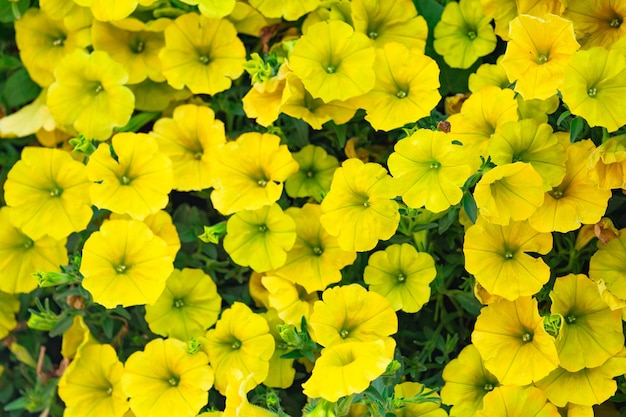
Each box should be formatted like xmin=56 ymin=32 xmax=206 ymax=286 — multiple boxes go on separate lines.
xmin=560 ymin=47 xmax=626 ymax=132
xmin=87 ymin=132 xmax=173 ymax=220
xmin=40 ymin=0 xmax=93 ymax=30
xmin=204 ymin=302 xmax=275 ymax=395
xmin=289 ymin=20 xmax=376 ymax=102
xmin=473 ymin=162 xmax=544 ymax=225
xmin=441 ymin=344 xmax=499 ymax=417
xmin=129 ymin=79 xmax=192 ymax=112
xmin=302 ymin=340 xmax=392 ymax=402
xmin=91 ymin=17 xmax=169 ymax=84
xmin=271 ymin=203 xmax=356 ymax=293
xmin=58 ymin=343 xmax=128 ymax=417
xmin=159 ymin=13 xmax=246 ymax=95
xmin=150 ymin=104 xmax=226 ymax=192
xmin=472 ymin=297 xmax=559 ymax=385
xmin=14 ymin=7 xmax=91 ymax=87
xmin=262 ymin=275 xmax=317 ymax=328
xmin=468 ymin=57 xmax=509 ymax=93
xmin=223 ymin=204 xmax=297 ymax=273
xmin=550 ymin=274 xmax=623 ymax=372
xmin=284 ymin=145 xmax=339 ymax=202
xmin=588 ymin=134 xmax=626 ymax=189
xmin=320 ymin=158 xmax=399 ymax=252
xmin=248 ymin=0 xmax=320 ymax=21
xmin=564 ymin=0 xmax=626 ymax=49
xmin=529 ymin=140 xmax=612 ymax=233
xmin=187 ymin=0 xmax=236 ymax=19
xmin=474 ymin=386 xmax=559 ymax=417
xmin=80 ymin=219 xmax=174 ymax=308
xmin=388 ymin=129 xmax=471 ymax=213
xmin=464 ymin=217 xmax=552 ymax=301
xmin=394 ymin=382 xmax=447 ymax=417
xmin=351 ymin=42 xmax=441 ymax=131
xmin=589 ymin=232 xmax=626 ymax=302
xmin=110 ymin=210 xmax=180 ymax=260
xmin=351 ymin=0 xmax=428 ymax=51
xmin=488 ymin=119 xmax=566 ymax=189
xmin=223 ymin=369 xmax=278 ymax=417
xmin=242 ymin=63 xmax=288 ymax=127
xmin=60 ymin=315 xmax=95 ymax=360
xmin=210 ymin=132 xmax=299 ymax=215
xmin=122 ymin=338 xmax=213 ymax=417
xmin=434 ymin=0 xmax=496 ymax=69
xmin=308 ymin=284 xmax=397 ymax=347
xmin=228 ymin=1 xmax=278 ymax=36
xmin=364 ymin=243 xmax=437 ymax=313
xmin=73 ymin=0 xmax=157 ymax=22
xmin=261 ymin=310 xmax=296 ymax=389
xmin=145 ymin=268 xmax=222 ymax=341
xmin=0 ymin=89 xmax=57 ymax=139
xmin=501 ymin=14 xmax=579 ymax=100
xmin=0 ymin=292 xmax=19 ymax=339
xmin=47 ymin=49 xmax=134 ymax=140
xmin=4 ymin=147 xmax=92 ymax=240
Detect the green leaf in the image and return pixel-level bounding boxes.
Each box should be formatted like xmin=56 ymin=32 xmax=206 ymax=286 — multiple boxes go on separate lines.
xmin=461 ymin=193 xmax=477 ymax=224
xmin=102 ymin=315 xmax=114 ymax=339
xmin=4 ymin=396 xmax=29 ymax=411
xmin=569 ymin=116 xmax=584 ymax=142
xmin=0 ymin=53 xmax=20 ymax=71
xmin=114 ymin=111 xmax=160 ymax=133
xmin=3 ymin=68 xmax=41 ymax=109
xmin=49 ymin=313 xmax=74 ymax=337
xmin=0 ymin=0 xmax=30 ymax=22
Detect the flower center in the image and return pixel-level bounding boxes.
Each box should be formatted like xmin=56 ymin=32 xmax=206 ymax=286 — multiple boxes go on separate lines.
xmin=231 ymin=339 xmax=242 ymax=349
xmin=106 ymin=386 xmax=113 ymax=395
xmin=257 ymin=179 xmax=268 ymax=187
xmin=537 ymin=54 xmax=548 ymax=64
xmin=566 ymin=314 xmax=576 ymax=324
xmin=306 ymin=170 xmax=314 ymax=178
xmin=397 ymin=273 xmax=406 ymax=282
xmin=521 ymin=332 xmax=533 ymax=343
xmin=312 ymin=246 xmax=323 ymax=256
xmin=115 ymin=264 xmax=127 ymax=274
xmin=22 ymin=238 xmax=34 ymax=249
xmin=133 ymin=40 xmax=144 ymax=54
xmin=173 ymin=299 xmax=184 ymax=308
xmin=120 ymin=175 xmax=132 ymax=185
xmin=368 ymin=30 xmax=378 ymax=39
xmin=396 ymin=90 xmax=408 ymax=98
xmin=484 ymin=383 xmax=494 ymax=391
xmin=258 ymin=224 xmax=268 ymax=233
xmin=550 ymin=189 xmax=564 ymax=199
xmin=194 ymin=151 xmax=203 ymax=160
xmin=94 ymin=84 xmax=104 ymax=94
xmin=52 ymin=37 xmax=65 ymax=46
xmin=610 ymin=17 xmax=622 ymax=28
xmin=49 ymin=186 xmax=63 ymax=197
xmin=168 ymin=377 xmax=179 ymax=387
xmin=467 ymin=30 xmax=477 ymax=40
xmin=504 ymin=250 xmax=514 ymax=260
xmin=199 ymin=55 xmax=210 ymax=65
xmin=326 ymin=64 xmax=337 ymax=74
xmin=587 ymin=87 xmax=597 ymax=97
xmin=340 ymin=329 xmax=349 ymax=339
xmin=429 ymin=161 xmax=441 ymax=169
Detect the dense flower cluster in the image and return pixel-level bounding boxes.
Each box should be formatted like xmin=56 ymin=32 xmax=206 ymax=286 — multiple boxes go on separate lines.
xmin=1 ymin=0 xmax=626 ymax=416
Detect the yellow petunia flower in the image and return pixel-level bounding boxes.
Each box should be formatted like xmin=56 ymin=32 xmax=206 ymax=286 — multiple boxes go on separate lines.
xmin=388 ymin=129 xmax=471 ymax=213
xmin=468 ymin=57 xmax=510 ymax=93
xmin=474 ymin=386 xmax=559 ymax=417
xmin=110 ymin=210 xmax=181 ymax=260
xmin=0 ymin=292 xmax=19 ymax=339
xmin=223 ymin=203 xmax=297 ymax=273
xmin=223 ymin=369 xmax=278 ymax=417
xmin=159 ymin=13 xmax=246 ymax=95
xmin=320 ymin=158 xmax=399 ymax=252
xmin=261 ymin=309 xmax=296 ymax=389
xmin=289 ymin=20 xmax=376 ymax=102
xmin=210 ymin=132 xmax=299 ymax=215
xmin=248 ymin=0 xmax=320 ymax=21
xmin=40 ymin=0 xmax=93 ymax=30
xmin=351 ymin=0 xmax=428 ymax=51
xmin=394 ymin=382 xmax=447 ymax=417
xmin=228 ymin=1 xmax=279 ymax=36
xmin=564 ymin=0 xmax=626 ymax=49
xmin=87 ymin=132 xmax=173 ymax=220
xmin=129 ymin=79 xmax=192 ymax=112
xmin=560 ymin=47 xmax=626 ymax=132
xmin=308 ymin=284 xmax=397 ymax=347
xmin=516 ymin=95 xmax=560 ymax=124
xmin=473 ymin=162 xmax=544 ymax=225
xmin=203 ymin=302 xmax=275 ymax=395
xmin=60 ymin=315 xmax=95 ymax=360
xmin=271 ymin=203 xmax=356 ymax=293
xmin=80 ymin=219 xmax=174 ymax=308
xmin=441 ymin=344 xmax=499 ymax=417
xmin=4 ymin=147 xmax=92 ymax=240
xmin=588 ymin=134 xmax=626 ymax=190
xmin=284 ymin=145 xmax=338 ymax=202
xmin=464 ymin=217 xmax=552 ymax=301
xmin=501 ymin=14 xmax=579 ymax=100
xmin=122 ymin=338 xmax=214 ymax=417
xmin=351 ymin=42 xmax=441 ymax=131
xmin=150 ymin=104 xmax=226 ymax=192
xmin=262 ymin=275 xmax=317 ymax=328
xmin=364 ymin=243 xmax=437 ymax=313
xmin=434 ymin=0 xmax=497 ymax=69
xmin=47 ymin=49 xmax=135 ymax=141
xmin=145 ymin=268 xmax=222 ymax=341
xmin=472 ymin=297 xmax=560 ymax=385
xmin=181 ymin=0 xmax=235 ymax=19
xmin=589 ymin=232 xmax=626 ymax=302
xmin=58 ymin=343 xmax=128 ymax=417
xmin=302 ymin=340 xmax=392 ymax=402
xmin=480 ymin=0 xmax=564 ymax=41
xmin=73 ymin=0 xmax=157 ymax=22
xmin=242 ymin=63 xmax=288 ymax=127
xmin=550 ymin=274 xmax=623 ymax=372
xmin=0 ymin=89 xmax=57 ymax=139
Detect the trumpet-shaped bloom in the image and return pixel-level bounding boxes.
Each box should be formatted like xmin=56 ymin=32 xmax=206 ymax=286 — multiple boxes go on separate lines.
xmin=468 ymin=58 xmax=509 ymax=92
xmin=434 ymin=0 xmax=496 ymax=69
xmin=284 ymin=145 xmax=339 ymax=202
xmin=0 ymin=292 xmax=19 ymax=339
xmin=73 ymin=0 xmax=157 ymax=21
xmin=87 ymin=132 xmax=173 ymax=220
xmin=302 ymin=340 xmax=392 ymax=402
xmin=589 ymin=233 xmax=626 ymax=301
xmin=351 ymin=42 xmax=441 ymax=131
xmin=472 ymin=297 xmax=560 ymax=385
xmin=564 ymin=0 xmax=626 ymax=49
xmin=223 ymin=369 xmax=278 ymax=417
xmin=210 ymin=132 xmax=299 ymax=215
xmin=474 ymin=386 xmax=559 ymax=417
xmin=262 ymin=275 xmax=317 ymax=327
xmin=351 ymin=0 xmax=428 ymax=51
xmin=47 ymin=49 xmax=135 ymax=141
xmin=58 ymin=344 xmax=128 ymax=417
xmin=501 ymin=14 xmax=579 ymax=100
xmin=588 ymin=134 xmax=626 ymax=189
xmin=320 ymin=159 xmax=399 ymax=252
xmin=529 ymin=140 xmax=612 ymax=233
xmin=110 ymin=210 xmax=181 ymax=260
xmin=290 ymin=20 xmax=376 ymax=102
xmin=145 ymin=268 xmax=222 ymax=341
xmin=441 ymin=344 xmax=500 ymax=417
xmin=150 ymin=104 xmax=226 ymax=191
xmin=223 ymin=204 xmax=297 ymax=273
xmin=550 ymin=274 xmax=623 ymax=372
xmin=159 ymin=13 xmax=245 ymax=95
xmin=4 ymin=147 xmax=92 ymax=240
xmin=463 ymin=217 xmax=552 ymax=301
xmin=308 ymin=284 xmax=397 ymax=347
xmin=364 ymin=243 xmax=437 ymax=313
xmin=204 ymin=302 xmax=275 ymax=395
xmin=271 ymin=204 xmax=356 ymax=293
xmin=248 ymin=0 xmax=320 ymax=21
xmin=488 ymin=119 xmax=566 ymax=189
xmin=560 ymin=47 xmax=626 ymax=132
xmin=0 ymin=207 xmax=68 ymax=294
xmin=80 ymin=219 xmax=174 ymax=308
xmin=388 ymin=129 xmax=471 ymax=213
xmin=473 ymin=162 xmax=544 ymax=225
xmin=0 ymin=89 xmax=57 ymax=139
xmin=122 ymin=338 xmax=213 ymax=417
